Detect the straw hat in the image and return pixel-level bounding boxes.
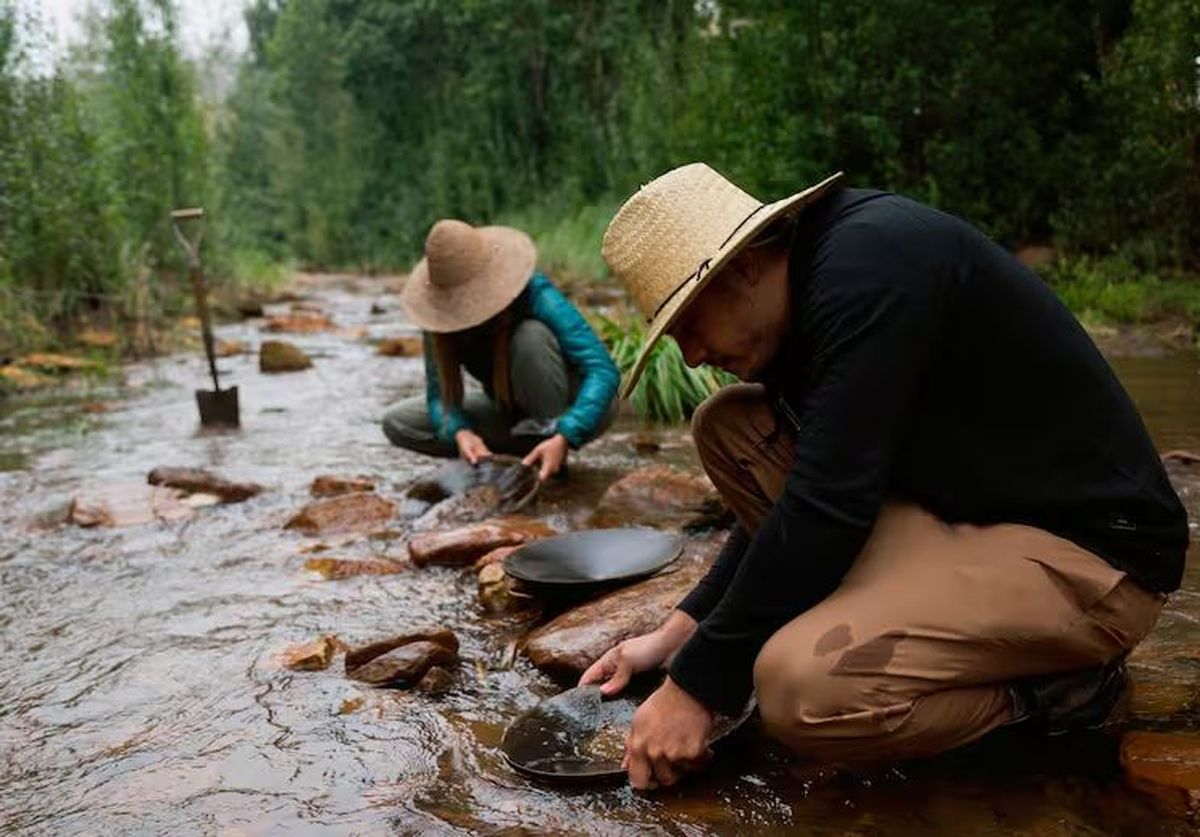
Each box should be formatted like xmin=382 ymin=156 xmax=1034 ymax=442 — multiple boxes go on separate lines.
xmin=602 ymin=164 xmax=844 ymax=398
xmin=402 ymin=219 xmax=537 ymax=333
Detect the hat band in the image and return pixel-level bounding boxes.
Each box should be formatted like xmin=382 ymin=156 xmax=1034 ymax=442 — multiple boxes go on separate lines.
xmin=646 ymin=201 xmax=768 ymax=324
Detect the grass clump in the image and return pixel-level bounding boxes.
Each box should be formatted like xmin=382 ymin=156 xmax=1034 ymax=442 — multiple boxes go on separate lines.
xmin=497 ymin=201 xmax=617 ymax=285
xmin=1042 ymin=256 xmax=1200 ymax=327
xmin=598 ymin=316 xmax=733 ymax=424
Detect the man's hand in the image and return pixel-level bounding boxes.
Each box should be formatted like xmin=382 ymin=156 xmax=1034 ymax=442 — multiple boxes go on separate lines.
xmin=624 ymin=676 xmax=713 ymax=790
xmin=579 ymin=611 xmax=698 ymax=696
xmin=455 ymin=429 xmax=492 ymax=465
xmin=522 ymin=433 xmax=569 ymax=481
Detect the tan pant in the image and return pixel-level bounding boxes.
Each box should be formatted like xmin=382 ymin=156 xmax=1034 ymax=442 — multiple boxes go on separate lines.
xmin=693 ymin=384 xmax=1165 ymax=763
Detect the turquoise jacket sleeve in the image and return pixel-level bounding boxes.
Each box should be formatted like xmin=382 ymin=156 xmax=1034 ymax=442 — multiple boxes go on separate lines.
xmin=528 ymin=273 xmax=620 ymax=448
xmin=423 ymin=332 xmax=470 ymax=441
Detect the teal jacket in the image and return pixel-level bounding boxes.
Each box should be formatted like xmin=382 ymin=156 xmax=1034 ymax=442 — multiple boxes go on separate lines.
xmin=424 ymin=272 xmax=619 ymax=449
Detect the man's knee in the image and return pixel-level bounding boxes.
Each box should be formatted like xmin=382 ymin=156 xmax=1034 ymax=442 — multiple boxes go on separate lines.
xmin=753 ymin=628 xmax=868 ymax=739
xmin=691 ymin=383 xmax=769 ymax=458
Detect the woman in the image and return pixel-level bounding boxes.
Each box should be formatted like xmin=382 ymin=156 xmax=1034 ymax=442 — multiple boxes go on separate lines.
xmin=382 ymin=219 xmax=619 ymax=480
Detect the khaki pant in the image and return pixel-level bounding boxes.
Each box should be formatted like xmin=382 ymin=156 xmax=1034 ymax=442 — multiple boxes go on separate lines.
xmin=693 ymin=384 xmax=1165 ymax=763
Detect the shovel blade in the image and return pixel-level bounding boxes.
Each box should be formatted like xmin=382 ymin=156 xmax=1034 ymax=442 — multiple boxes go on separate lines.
xmin=196 ymin=386 xmax=240 ymax=428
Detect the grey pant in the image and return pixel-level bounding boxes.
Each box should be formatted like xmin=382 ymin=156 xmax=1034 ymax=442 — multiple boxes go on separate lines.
xmin=382 ymin=319 xmax=615 ymax=457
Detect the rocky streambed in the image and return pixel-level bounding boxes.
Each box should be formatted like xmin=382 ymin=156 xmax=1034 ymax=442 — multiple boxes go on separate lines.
xmin=1 ymin=273 xmax=1198 ymax=835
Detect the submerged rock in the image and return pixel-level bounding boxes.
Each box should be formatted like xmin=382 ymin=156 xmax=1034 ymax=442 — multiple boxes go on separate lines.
xmin=68 ymin=483 xmax=195 ymax=528
xmin=147 ymin=466 xmax=263 ymax=503
xmin=264 ymin=311 xmax=333 ymax=333
xmin=589 ymin=464 xmax=728 ymax=530
xmin=522 ymin=545 xmax=717 ymax=676
xmin=214 ymin=338 xmax=246 ymax=357
xmin=478 ymin=562 xmax=529 ymax=614
xmin=1121 ymin=731 xmax=1200 ymax=820
xmin=280 ymin=634 xmax=341 ymax=671
xmin=406 ymin=456 xmax=539 ymax=526
xmin=473 ymin=544 xmax=521 ymax=571
xmin=415 ymin=666 xmax=455 ymax=696
xmin=344 ymin=629 xmax=460 ymax=671
xmin=15 ymin=352 xmax=104 ymax=373
xmin=376 ymin=336 xmax=423 ymax=357
xmin=303 ymin=556 xmax=406 ymax=579
xmin=260 ymin=340 xmax=313 ymax=373
xmin=408 ymin=517 xmax=554 ymax=567
xmin=346 ymin=638 xmax=459 ymax=687
xmin=310 ymin=475 xmax=376 ymax=497
xmin=286 ymin=493 xmax=396 ymax=535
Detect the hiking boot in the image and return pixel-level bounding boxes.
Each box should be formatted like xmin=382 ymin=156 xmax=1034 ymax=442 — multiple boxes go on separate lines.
xmin=1009 ymin=657 xmax=1129 ymax=736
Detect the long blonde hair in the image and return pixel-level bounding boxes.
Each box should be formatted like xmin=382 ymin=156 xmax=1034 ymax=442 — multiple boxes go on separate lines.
xmin=431 ymin=309 xmax=514 ymax=413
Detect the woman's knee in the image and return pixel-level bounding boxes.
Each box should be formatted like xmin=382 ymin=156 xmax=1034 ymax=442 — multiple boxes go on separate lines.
xmin=381 ymin=399 xmax=446 ymax=455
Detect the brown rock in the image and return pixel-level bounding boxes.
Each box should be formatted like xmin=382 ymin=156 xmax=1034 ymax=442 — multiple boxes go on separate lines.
xmin=236 ymin=299 xmax=265 ymax=318
xmin=260 ymin=339 xmax=313 ymax=373
xmin=408 ymin=517 xmax=555 ymax=567
xmin=286 ymin=493 xmax=396 ymax=535
xmin=472 ymin=544 xmax=521 ymax=571
xmin=264 ymin=311 xmax=333 ymax=333
xmin=280 ymin=634 xmax=340 ymax=671
xmin=1121 ymin=731 xmax=1200 ymax=820
xmin=338 ymin=695 xmax=366 ymax=715
xmin=304 ymin=556 xmax=406 ymax=579
xmin=1014 ymin=245 xmax=1057 ymax=270
xmin=377 ymin=336 xmax=423 ymax=357
xmin=415 ymin=666 xmax=455 ymax=696
xmin=477 ymin=562 xmax=526 ymax=613
xmin=344 ymin=629 xmax=461 ymax=671
xmin=0 ymin=365 xmax=52 ymax=391
xmin=346 ymin=640 xmax=458 ymax=686
xmin=214 ymin=338 xmax=246 ymax=357
xmin=633 ymin=432 xmax=661 ymax=454
xmin=78 ymin=328 xmax=119 ymax=349
xmin=15 ymin=352 xmax=103 ymax=373
xmin=589 ymin=465 xmax=728 ymax=530
xmin=147 ymin=466 xmax=263 ymax=503
xmin=1162 ymin=450 xmax=1200 ymax=466
xmin=310 ymin=474 xmax=376 ymax=497
xmin=68 ymin=483 xmax=195 ymax=528
xmin=523 ymin=552 xmax=715 ymax=676
xmin=81 ymin=402 xmax=113 ymax=414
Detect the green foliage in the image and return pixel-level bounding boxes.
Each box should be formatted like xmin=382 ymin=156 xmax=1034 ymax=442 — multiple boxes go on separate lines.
xmin=599 ymin=316 xmax=734 ymax=424
xmin=496 ymin=200 xmax=618 ymax=283
xmin=1043 ymin=256 xmax=1200 ymax=325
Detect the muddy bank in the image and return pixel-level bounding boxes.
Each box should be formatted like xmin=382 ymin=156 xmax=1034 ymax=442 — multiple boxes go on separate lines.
xmin=0 ymin=273 xmax=1197 ymax=834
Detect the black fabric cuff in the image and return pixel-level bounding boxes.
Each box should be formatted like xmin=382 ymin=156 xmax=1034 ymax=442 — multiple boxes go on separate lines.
xmin=668 ymin=626 xmax=756 ymax=717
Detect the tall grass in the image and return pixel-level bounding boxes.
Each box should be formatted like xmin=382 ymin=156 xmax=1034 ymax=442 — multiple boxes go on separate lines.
xmin=1042 ymin=256 xmax=1200 ymax=326
xmin=496 ymin=200 xmax=617 ymax=284
xmin=599 ymin=315 xmax=733 ymax=424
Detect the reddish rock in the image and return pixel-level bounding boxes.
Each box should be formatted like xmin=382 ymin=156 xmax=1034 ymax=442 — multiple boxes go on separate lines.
xmin=415 ymin=666 xmax=455 ymax=696
xmin=376 ymin=336 xmax=423 ymax=357
xmin=15 ymin=352 xmax=103 ymax=373
xmin=260 ymin=340 xmax=312 ymax=373
xmin=1162 ymin=450 xmax=1200 ymax=466
xmin=280 ymin=634 xmax=341 ymax=671
xmin=408 ymin=517 xmax=554 ymax=567
xmin=344 ymin=629 xmax=461 ymax=671
xmin=1121 ymin=731 xmax=1200 ymax=820
xmin=214 ymin=338 xmax=246 ymax=357
xmin=147 ymin=466 xmax=263 ymax=503
xmin=286 ymin=493 xmax=396 ymax=535
xmin=472 ymin=544 xmax=521 ymax=571
xmin=522 ymin=545 xmax=717 ymax=676
xmin=68 ymin=483 xmax=195 ymax=528
xmin=478 ymin=562 xmax=528 ymax=613
xmin=304 ymin=556 xmax=406 ymax=579
xmin=264 ymin=311 xmax=333 ymax=333
xmin=310 ymin=474 xmax=376 ymax=497
xmin=346 ymin=640 xmax=458 ymax=686
xmin=589 ymin=465 xmax=728 ymax=530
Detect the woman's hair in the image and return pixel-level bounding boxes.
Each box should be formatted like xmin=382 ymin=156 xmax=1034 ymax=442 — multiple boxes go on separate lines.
xmin=431 ymin=309 xmax=514 ymax=414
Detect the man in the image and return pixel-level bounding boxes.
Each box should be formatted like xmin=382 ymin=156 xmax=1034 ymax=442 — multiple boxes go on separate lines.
xmin=585 ymin=164 xmax=1188 ymax=790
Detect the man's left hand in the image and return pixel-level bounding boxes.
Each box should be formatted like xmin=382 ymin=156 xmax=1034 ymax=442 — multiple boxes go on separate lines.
xmin=522 ymin=433 xmax=569 ymax=481
xmin=624 ymin=676 xmax=714 ymax=790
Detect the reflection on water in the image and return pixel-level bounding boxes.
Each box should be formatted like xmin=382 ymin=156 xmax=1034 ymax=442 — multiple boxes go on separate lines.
xmin=0 ymin=280 xmax=1196 ymax=835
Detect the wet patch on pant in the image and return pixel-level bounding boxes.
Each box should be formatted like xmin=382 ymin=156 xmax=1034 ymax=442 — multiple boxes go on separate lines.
xmin=831 ymin=631 xmax=907 ymax=675
xmin=814 ymin=623 xmax=853 ymax=657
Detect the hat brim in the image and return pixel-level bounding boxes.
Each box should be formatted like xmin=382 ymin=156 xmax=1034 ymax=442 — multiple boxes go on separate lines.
xmin=619 ymin=172 xmax=845 ymax=399
xmin=402 ymin=226 xmax=537 ymax=333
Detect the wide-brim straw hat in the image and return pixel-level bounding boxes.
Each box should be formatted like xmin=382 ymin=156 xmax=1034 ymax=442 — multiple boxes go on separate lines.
xmin=602 ymin=164 xmax=844 ymax=398
xmin=402 ymin=219 xmax=537 ymax=333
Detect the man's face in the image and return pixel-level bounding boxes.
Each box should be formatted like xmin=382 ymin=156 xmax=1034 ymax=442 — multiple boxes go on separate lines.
xmin=667 ymin=249 xmax=788 ymax=382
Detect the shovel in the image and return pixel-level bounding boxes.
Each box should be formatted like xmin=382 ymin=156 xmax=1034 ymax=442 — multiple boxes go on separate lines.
xmin=170 ymin=207 xmax=240 ymax=428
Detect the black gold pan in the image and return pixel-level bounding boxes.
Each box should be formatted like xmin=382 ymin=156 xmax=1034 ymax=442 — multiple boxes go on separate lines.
xmin=503 ymin=528 xmax=683 ymax=588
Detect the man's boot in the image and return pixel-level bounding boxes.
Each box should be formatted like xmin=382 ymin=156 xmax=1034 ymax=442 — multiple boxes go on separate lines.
xmin=1010 ymin=656 xmax=1129 ymax=736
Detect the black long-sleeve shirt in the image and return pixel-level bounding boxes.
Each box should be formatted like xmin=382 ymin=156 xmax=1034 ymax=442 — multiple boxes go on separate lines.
xmin=669 ymin=188 xmax=1189 ymax=716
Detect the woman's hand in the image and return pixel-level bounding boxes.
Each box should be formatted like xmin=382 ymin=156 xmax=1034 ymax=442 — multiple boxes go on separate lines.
xmin=455 ymin=429 xmax=492 ymax=464
xmin=578 ymin=611 xmax=698 ymax=697
xmin=522 ymin=433 xmax=569 ymax=481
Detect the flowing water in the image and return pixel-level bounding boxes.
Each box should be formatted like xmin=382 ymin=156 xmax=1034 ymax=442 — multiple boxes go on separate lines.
xmin=1 ymin=275 xmax=1198 ymax=835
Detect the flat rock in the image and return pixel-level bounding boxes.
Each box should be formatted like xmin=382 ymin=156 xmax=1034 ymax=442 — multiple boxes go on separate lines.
xmin=408 ymin=517 xmax=554 ymax=567
xmin=1121 ymin=731 xmax=1200 ymax=820
xmin=15 ymin=352 xmax=104 ymax=373
xmin=346 ymin=640 xmax=458 ymax=686
xmin=415 ymin=666 xmax=455 ymax=696
xmin=589 ymin=464 xmax=728 ymax=530
xmin=344 ymin=629 xmax=460 ymax=671
xmin=310 ymin=474 xmax=376 ymax=497
xmin=0 ymin=365 xmax=52 ymax=391
xmin=260 ymin=340 xmax=312 ymax=373
xmin=286 ymin=493 xmax=396 ymax=535
xmin=68 ymin=483 xmax=195 ymax=528
xmin=522 ymin=539 xmax=720 ymax=676
xmin=280 ymin=634 xmax=341 ymax=671
xmin=304 ymin=556 xmax=406 ymax=579
xmin=264 ymin=311 xmax=333 ymax=333
xmin=473 ymin=544 xmax=521 ymax=571
xmin=147 ymin=466 xmax=263 ymax=503
xmin=377 ymin=336 xmax=423 ymax=357
xmin=215 ymin=338 xmax=246 ymax=357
